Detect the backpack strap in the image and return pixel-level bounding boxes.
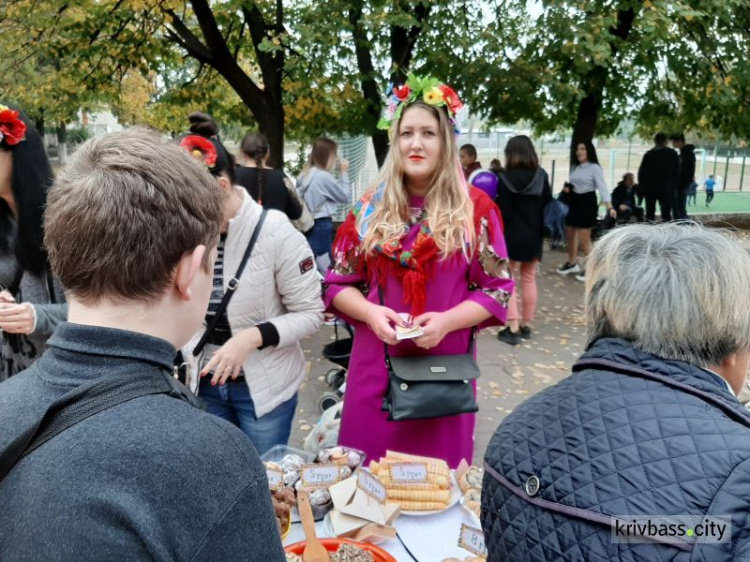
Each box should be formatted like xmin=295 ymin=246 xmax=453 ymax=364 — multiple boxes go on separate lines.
xmin=0 ymin=369 xmax=192 ymax=483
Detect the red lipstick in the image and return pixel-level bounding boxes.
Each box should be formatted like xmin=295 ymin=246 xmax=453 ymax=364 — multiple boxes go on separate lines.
xmin=409 ymin=155 xmax=425 ymax=161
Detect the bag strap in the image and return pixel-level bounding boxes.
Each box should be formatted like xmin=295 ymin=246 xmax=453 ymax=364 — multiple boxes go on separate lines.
xmin=376 ymin=285 xmax=475 ymax=362
xmin=0 ymin=369 xmax=187 ymax=483
xmin=191 ymin=208 xmax=268 ymax=357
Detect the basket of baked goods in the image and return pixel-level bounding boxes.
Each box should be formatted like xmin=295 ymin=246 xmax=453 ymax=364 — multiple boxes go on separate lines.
xmin=263 ymin=445 xmax=367 ymax=522
xmin=284 ymin=538 xmax=395 ymax=562
xmin=368 ymin=450 xmax=460 ymax=514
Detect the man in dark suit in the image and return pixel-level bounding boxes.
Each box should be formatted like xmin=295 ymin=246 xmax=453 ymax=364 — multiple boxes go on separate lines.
xmin=670 ymin=133 xmax=696 ymax=220
xmin=637 ymin=133 xmax=680 ymax=221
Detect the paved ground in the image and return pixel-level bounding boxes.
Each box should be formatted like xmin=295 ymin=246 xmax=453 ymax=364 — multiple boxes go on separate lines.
xmin=289 ymin=245 xmax=589 ymax=464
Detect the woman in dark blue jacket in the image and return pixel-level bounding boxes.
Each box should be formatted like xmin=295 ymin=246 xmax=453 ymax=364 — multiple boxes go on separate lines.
xmin=483 ymin=224 xmax=750 ymax=561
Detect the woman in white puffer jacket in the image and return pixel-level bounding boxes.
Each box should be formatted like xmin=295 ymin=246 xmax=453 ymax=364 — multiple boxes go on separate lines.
xmin=179 ymin=126 xmax=323 ymax=455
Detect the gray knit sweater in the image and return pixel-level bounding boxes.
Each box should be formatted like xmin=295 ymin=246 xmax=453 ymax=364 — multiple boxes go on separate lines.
xmin=0 ymin=248 xmax=67 ymax=381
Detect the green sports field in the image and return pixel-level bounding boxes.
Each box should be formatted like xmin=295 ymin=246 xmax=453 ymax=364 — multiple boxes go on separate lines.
xmin=687 ymin=191 xmax=750 ymax=214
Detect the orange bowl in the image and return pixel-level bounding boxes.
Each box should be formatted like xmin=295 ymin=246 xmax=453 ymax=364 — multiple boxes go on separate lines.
xmin=284 ymin=538 xmax=395 ymax=562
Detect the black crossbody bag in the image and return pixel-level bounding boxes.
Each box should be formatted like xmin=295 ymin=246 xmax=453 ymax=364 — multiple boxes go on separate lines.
xmin=175 ymin=209 xmax=268 ymax=386
xmin=378 ymin=287 xmax=480 ymax=421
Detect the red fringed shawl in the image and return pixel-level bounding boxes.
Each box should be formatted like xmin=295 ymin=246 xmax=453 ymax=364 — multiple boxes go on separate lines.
xmin=334 ymin=188 xmax=502 ymax=316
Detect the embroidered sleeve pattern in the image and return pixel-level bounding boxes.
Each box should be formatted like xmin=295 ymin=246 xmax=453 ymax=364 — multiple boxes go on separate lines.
xmin=477 ymin=217 xmax=511 ymax=281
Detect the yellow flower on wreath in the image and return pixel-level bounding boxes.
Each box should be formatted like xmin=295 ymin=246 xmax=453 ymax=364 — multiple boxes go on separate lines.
xmin=423 ymin=87 xmax=445 ymax=105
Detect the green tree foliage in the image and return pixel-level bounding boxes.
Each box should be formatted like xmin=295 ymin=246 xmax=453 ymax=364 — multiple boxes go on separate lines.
xmin=451 ymin=0 xmax=750 ymax=160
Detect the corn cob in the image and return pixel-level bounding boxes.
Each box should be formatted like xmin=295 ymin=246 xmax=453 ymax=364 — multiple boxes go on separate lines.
xmin=386 ymin=488 xmax=450 ymax=503
xmin=397 ymin=501 xmax=449 ymax=511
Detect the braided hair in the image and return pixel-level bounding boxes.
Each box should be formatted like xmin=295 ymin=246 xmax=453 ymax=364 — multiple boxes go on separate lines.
xmin=240 ymin=132 xmax=270 ymax=206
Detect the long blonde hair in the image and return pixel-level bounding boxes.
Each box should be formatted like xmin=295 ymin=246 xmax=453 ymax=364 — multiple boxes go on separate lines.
xmin=360 ymin=102 xmax=475 ymax=257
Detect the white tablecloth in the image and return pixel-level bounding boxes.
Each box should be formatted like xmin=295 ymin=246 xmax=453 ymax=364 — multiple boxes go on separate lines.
xmin=283 ymin=503 xmax=479 ymax=561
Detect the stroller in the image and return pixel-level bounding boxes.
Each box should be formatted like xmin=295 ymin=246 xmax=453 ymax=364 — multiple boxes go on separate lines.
xmin=544 ymin=195 xmax=568 ymax=249
xmin=318 ymin=322 xmax=353 ymax=412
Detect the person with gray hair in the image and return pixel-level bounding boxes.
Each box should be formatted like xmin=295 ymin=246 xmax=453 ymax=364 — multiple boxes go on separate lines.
xmin=482 ymin=224 xmax=750 ymax=561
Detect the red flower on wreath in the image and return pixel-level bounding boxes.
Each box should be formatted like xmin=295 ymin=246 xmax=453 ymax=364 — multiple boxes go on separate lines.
xmin=0 ymin=106 xmax=27 ymax=147
xmin=438 ymin=84 xmax=463 ymax=116
xmin=393 ymin=84 xmax=411 ymax=102
xmin=179 ymin=135 xmax=218 ymax=169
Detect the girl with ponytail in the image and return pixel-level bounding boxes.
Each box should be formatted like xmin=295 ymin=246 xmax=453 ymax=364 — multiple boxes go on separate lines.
xmin=235 ymin=132 xmax=303 ymax=223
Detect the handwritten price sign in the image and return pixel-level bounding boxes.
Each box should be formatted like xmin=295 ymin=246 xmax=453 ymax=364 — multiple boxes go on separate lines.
xmin=266 ymin=467 xmax=283 ymax=490
xmin=300 ymin=463 xmax=341 ymax=487
xmin=389 ymin=462 xmax=428 ymax=483
xmin=458 ymin=524 xmax=487 ymax=556
xmin=357 ymin=470 xmax=387 ymax=504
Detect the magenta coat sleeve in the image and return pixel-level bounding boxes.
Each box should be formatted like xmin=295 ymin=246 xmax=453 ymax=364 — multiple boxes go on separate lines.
xmin=466 ymin=206 xmax=514 ymax=329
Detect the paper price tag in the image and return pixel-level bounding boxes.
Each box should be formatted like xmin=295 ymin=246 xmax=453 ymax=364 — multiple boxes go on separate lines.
xmin=458 ymin=524 xmax=488 ymax=557
xmin=389 ymin=462 xmax=428 ymax=483
xmin=300 ymin=463 xmax=341 ymax=487
xmin=266 ymin=467 xmax=283 ymax=490
xmin=357 ymin=470 xmax=387 ymax=504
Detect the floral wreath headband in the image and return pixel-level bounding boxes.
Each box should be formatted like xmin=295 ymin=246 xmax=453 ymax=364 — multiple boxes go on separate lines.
xmin=377 ymin=74 xmax=464 ymax=134
xmin=0 ymin=105 xmax=27 ymax=149
xmin=179 ymin=135 xmax=218 ymax=172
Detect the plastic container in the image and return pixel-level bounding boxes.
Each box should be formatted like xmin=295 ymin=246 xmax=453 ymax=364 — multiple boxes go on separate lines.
xmin=285 ymin=538 xmax=395 ymax=562
xmin=261 ymin=444 xmax=315 ymax=464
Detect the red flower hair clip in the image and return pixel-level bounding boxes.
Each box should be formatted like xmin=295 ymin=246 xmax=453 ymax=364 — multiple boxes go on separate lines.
xmin=179 ymin=135 xmax=218 ymax=170
xmin=0 ymin=105 xmax=27 ymax=148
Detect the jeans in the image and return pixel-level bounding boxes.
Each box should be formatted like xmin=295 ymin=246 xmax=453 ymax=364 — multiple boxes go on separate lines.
xmin=199 ymin=378 xmax=298 ymax=456
xmin=305 ymin=218 xmax=333 ymax=258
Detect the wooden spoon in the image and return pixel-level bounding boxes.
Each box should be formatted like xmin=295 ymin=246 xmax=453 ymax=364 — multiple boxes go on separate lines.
xmin=297 ymin=490 xmax=331 ymax=562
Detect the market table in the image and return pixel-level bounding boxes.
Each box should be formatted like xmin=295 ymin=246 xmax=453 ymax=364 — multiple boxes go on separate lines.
xmin=283 ymin=502 xmax=481 ymax=561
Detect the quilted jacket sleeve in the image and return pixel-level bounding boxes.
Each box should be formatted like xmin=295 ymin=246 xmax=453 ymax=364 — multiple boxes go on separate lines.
xmin=696 ymin=457 xmax=750 ymax=561
xmin=267 ymin=222 xmax=324 ymax=348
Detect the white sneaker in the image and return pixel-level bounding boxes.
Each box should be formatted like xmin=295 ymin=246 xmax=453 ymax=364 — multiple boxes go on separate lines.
xmin=575 ymin=273 xmax=586 ymax=282
xmin=556 ymin=262 xmax=581 ymax=275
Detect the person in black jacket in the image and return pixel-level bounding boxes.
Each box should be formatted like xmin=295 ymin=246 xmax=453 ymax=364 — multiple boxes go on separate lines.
xmin=235 ymin=132 xmax=303 ymax=222
xmin=670 ymin=133 xmax=696 ymax=220
xmin=637 ymin=132 xmax=680 ymax=222
xmin=601 ymin=173 xmax=644 ymax=230
xmin=0 ymin=128 xmax=285 ymax=562
xmin=495 ymin=136 xmax=552 ymax=346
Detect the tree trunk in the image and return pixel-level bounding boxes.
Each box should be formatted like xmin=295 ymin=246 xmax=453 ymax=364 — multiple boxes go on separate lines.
xmin=569 ymin=7 xmax=636 ymax=166
xmin=349 ymin=0 xmax=431 ymax=167
xmin=57 ymin=124 xmax=68 ymax=166
xmin=207 ymin=58 xmax=286 ymax=170
xmin=35 ymin=117 xmax=46 ymax=139
xmin=570 ymin=90 xmax=601 ymax=166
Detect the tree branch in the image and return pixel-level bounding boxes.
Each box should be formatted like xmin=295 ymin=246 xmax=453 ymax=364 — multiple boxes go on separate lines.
xmin=164 ymin=9 xmax=213 ymax=63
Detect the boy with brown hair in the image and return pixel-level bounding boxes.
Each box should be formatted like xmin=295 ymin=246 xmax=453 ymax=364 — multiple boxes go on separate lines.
xmin=0 ymin=128 xmax=285 ymax=561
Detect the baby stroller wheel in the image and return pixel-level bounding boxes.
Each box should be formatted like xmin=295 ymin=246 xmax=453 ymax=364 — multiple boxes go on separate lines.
xmin=325 ymin=368 xmax=346 ymax=390
xmin=319 ymin=391 xmax=341 ymax=413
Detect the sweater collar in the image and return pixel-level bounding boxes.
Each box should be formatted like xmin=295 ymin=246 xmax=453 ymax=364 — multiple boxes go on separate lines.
xmin=42 ymin=322 xmax=176 ymax=375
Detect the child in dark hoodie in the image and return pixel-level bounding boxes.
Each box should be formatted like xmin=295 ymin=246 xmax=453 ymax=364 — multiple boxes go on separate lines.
xmin=494 ymin=136 xmax=552 ymax=346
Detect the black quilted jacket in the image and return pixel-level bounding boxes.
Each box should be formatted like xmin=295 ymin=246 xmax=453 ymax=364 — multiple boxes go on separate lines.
xmin=482 ymin=338 xmax=750 ymax=561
